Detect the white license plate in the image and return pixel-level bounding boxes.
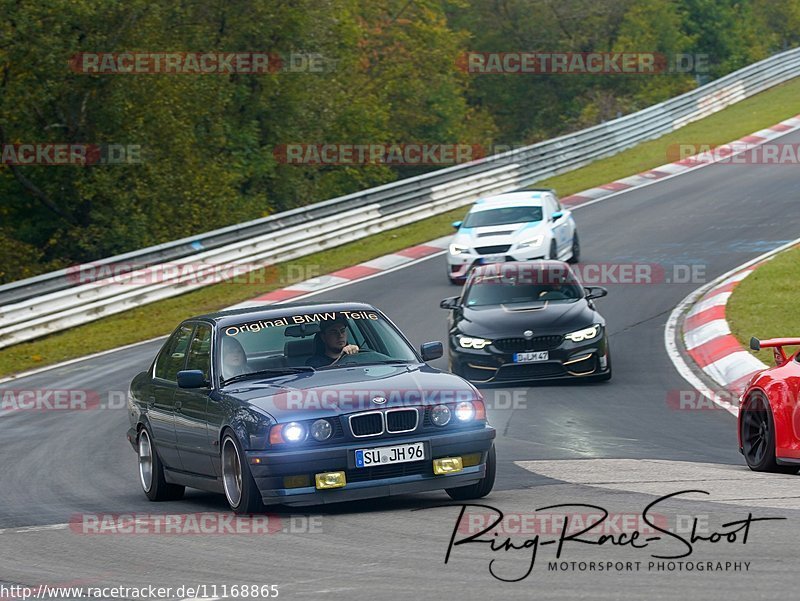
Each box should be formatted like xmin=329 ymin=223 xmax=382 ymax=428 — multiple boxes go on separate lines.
xmin=481 ymin=254 xmax=506 ymax=263
xmin=355 ymin=442 xmax=426 ymax=468
xmin=514 ymin=351 xmax=549 ymax=363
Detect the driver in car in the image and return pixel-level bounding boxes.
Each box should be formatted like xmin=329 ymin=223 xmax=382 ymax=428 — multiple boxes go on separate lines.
xmin=306 ymin=316 xmax=359 ymax=367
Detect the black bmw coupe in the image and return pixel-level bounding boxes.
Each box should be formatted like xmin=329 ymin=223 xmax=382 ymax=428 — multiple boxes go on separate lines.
xmin=440 ymin=261 xmax=611 ymax=383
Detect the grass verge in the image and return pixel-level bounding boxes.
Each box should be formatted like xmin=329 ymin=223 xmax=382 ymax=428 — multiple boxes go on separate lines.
xmin=4 ymin=77 xmax=800 ymax=377
xmin=726 ymin=246 xmax=800 ymax=365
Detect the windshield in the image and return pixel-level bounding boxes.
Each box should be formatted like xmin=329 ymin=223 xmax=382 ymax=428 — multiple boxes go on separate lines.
xmin=219 ymin=310 xmax=418 ymax=382
xmin=463 ymin=269 xmax=583 ymax=306
xmin=463 ymin=205 xmax=543 ymax=228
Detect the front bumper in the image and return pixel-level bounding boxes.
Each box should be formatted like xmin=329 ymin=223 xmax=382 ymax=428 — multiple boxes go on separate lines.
xmin=246 ymin=426 xmax=496 ymax=506
xmin=447 ymin=250 xmax=547 ymax=280
xmin=450 ymin=336 xmax=610 ymax=383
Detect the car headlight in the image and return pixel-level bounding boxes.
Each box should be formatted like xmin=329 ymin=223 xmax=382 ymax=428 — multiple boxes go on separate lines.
xmin=310 ymin=419 xmax=332 ymax=441
xmin=449 ymin=243 xmax=470 ymax=256
xmin=431 ymin=404 xmax=451 ymax=426
xmin=516 ymin=235 xmax=544 ymax=249
xmin=457 ymin=335 xmax=492 ymax=349
xmin=455 ymin=401 xmax=476 ymax=422
xmin=282 ymin=422 xmax=307 ymax=442
xmin=564 ymin=324 xmax=601 ymax=343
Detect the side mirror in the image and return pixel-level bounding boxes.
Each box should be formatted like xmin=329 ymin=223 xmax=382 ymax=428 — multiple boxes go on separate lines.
xmin=420 ymin=341 xmax=444 ymax=361
xmin=177 ymin=369 xmax=209 ymax=389
xmin=451 ymin=220 xmax=462 ymax=230
xmin=440 ymin=296 xmax=460 ymax=309
xmin=584 ymin=286 xmax=608 ymax=300
xmin=551 ymin=210 xmax=564 ymax=222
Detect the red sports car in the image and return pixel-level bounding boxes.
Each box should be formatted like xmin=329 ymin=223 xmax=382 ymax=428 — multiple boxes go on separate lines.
xmin=738 ymin=337 xmax=800 ymax=473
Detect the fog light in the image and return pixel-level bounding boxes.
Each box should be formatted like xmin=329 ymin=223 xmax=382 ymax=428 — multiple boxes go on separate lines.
xmin=461 ymin=453 xmax=482 ymax=467
xmin=315 ymin=471 xmax=346 ymax=489
xmin=433 ymin=457 xmax=463 ymax=475
xmin=283 ymin=475 xmax=311 ymax=489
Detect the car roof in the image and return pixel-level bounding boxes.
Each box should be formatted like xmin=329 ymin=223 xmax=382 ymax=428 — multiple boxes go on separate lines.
xmin=469 ymin=191 xmax=552 ymax=212
xmin=188 ymin=301 xmax=380 ymax=328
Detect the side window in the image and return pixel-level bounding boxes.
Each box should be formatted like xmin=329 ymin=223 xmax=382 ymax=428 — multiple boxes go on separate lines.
xmin=545 ymin=195 xmax=558 ymax=217
xmin=155 ymin=325 xmax=194 ymax=381
xmin=186 ymin=324 xmax=212 ymax=379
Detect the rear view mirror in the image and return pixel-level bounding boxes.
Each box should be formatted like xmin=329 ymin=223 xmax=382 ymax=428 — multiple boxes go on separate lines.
xmin=584 ymin=286 xmax=608 ymax=300
xmin=420 ymin=341 xmax=444 ymax=361
xmin=177 ymin=370 xmax=209 ymax=389
xmin=285 ymin=322 xmax=321 ymax=337
xmin=440 ymin=296 xmax=460 ymax=309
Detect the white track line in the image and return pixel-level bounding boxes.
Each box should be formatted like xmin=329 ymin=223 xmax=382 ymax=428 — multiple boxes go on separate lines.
xmin=664 ymin=237 xmax=800 ymax=417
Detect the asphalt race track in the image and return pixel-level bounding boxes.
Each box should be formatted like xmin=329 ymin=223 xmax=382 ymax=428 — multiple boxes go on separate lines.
xmin=3 ymin=132 xmax=800 ymax=600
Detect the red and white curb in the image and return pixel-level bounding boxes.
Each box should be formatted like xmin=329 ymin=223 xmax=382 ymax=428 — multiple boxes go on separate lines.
xmin=227 ymin=237 xmax=451 ymax=310
xmin=682 ymin=265 xmax=768 ymax=395
xmin=560 ymin=114 xmax=800 ymax=208
xmin=666 ymin=238 xmax=800 ymax=416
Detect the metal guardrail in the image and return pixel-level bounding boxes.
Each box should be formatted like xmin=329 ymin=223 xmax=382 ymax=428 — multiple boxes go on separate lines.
xmin=2 ymin=48 xmax=800 ymax=348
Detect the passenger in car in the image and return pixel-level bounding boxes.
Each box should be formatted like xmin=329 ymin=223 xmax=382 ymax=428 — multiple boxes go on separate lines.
xmin=221 ymin=336 xmax=251 ymax=379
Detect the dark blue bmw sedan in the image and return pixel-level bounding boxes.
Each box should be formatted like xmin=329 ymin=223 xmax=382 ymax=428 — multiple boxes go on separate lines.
xmin=127 ymin=302 xmax=496 ymax=513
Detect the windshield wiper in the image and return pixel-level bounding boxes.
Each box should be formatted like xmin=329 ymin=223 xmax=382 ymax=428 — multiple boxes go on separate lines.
xmin=223 ymin=367 xmax=315 ymax=385
xmin=358 ymin=359 xmax=414 ymax=366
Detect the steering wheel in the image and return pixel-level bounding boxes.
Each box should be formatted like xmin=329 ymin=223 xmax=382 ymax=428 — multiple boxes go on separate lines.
xmin=332 ymin=349 xmax=389 ymax=366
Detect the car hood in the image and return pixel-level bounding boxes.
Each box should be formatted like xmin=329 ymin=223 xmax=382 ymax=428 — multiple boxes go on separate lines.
xmin=453 ymin=221 xmax=546 ymax=248
xmin=224 ymin=364 xmax=479 ymax=421
xmin=456 ymin=300 xmax=599 ymax=337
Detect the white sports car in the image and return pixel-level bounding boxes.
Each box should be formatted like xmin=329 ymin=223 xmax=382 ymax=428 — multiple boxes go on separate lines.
xmin=446 ymin=190 xmax=579 ymax=284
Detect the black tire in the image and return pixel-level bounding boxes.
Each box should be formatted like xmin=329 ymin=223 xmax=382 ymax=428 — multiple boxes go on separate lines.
xmin=446 ymin=444 xmax=496 ymax=501
xmin=567 ymin=232 xmax=580 ymax=264
xmin=137 ymin=426 xmax=185 ymax=502
xmin=221 ymin=431 xmax=265 ymax=514
xmin=741 ymin=392 xmax=798 ymax=473
xmin=548 ymin=240 xmax=558 ymax=260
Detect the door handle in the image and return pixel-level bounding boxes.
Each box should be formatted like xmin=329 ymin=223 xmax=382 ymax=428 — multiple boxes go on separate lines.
xmin=175 ymin=400 xmax=182 ymax=412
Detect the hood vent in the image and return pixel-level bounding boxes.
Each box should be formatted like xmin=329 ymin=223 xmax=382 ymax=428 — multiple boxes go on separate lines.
xmin=476 ymin=230 xmax=514 ymax=237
